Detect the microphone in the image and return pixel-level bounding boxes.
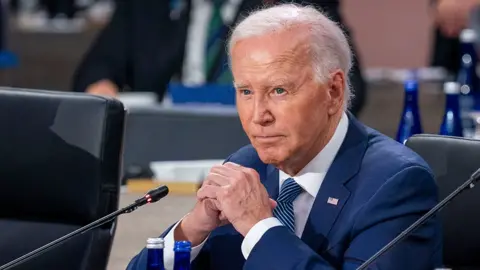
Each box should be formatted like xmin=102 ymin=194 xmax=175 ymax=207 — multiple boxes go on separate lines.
xmin=0 ymin=185 xmax=169 ymax=270
xmin=357 ymin=168 xmax=480 ymax=270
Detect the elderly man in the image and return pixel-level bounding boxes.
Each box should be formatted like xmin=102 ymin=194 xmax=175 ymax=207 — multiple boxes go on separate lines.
xmin=127 ymin=4 xmax=442 ymax=270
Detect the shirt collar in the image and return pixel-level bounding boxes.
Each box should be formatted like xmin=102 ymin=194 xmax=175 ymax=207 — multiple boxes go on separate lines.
xmin=279 ymin=112 xmax=349 ymax=197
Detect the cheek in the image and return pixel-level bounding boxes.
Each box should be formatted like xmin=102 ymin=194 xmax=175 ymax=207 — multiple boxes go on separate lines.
xmin=237 ymin=102 xmax=252 ymax=129
xmin=280 ymin=98 xmax=328 ymax=139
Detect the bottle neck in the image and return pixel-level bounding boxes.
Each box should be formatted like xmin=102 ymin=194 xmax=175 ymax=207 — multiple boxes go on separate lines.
xmin=461 ymin=42 xmax=478 ymax=63
xmin=147 ymin=248 xmax=165 ymax=270
xmin=174 ymin=251 xmax=191 ymax=270
xmin=459 ymin=42 xmax=478 ymax=90
xmin=404 ymin=89 xmax=419 ymax=108
xmin=445 ymin=94 xmax=460 ymax=112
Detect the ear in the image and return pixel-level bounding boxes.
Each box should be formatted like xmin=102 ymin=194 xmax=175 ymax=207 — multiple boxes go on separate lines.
xmin=327 ymin=70 xmax=345 ymax=115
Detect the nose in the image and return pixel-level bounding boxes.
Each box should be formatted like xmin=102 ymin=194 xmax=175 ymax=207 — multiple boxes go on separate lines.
xmin=252 ymin=98 xmax=274 ymax=126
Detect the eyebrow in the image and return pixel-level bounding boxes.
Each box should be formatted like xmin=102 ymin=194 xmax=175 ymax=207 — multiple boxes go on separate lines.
xmin=233 ymin=81 xmax=296 ymax=91
xmin=233 ymin=82 xmax=250 ymax=89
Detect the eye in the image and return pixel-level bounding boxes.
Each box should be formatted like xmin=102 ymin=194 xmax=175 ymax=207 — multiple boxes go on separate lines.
xmin=239 ymin=89 xmax=252 ymax=95
xmin=273 ymin=88 xmax=286 ymax=95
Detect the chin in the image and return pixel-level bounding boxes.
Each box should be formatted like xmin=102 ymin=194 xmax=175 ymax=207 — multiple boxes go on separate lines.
xmin=255 ymin=146 xmax=288 ymax=165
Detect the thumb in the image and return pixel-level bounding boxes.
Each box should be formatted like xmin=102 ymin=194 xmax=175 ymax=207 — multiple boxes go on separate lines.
xmin=269 ymin=198 xmax=277 ymax=209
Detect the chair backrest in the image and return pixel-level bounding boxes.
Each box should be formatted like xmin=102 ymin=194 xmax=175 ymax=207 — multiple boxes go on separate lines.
xmin=0 ymin=88 xmax=126 ymax=270
xmin=406 ymin=134 xmax=480 ymax=269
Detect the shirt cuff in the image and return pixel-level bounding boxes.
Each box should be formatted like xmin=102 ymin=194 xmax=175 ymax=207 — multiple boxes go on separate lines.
xmin=163 ymin=215 xmax=209 ymax=270
xmin=240 ymin=217 xmax=283 ymax=259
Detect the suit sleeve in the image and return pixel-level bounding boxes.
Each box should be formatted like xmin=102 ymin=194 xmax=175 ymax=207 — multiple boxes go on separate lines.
xmin=71 ymin=0 xmax=132 ymax=92
xmin=244 ymin=166 xmax=442 ymax=270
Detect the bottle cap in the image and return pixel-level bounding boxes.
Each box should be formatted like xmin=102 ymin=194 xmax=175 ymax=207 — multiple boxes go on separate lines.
xmin=174 ymin=240 xmax=192 ymax=252
xmin=147 ymin=237 xmax=164 ymax=249
xmin=443 ymin=81 xmax=460 ymax=95
xmin=460 ymin=29 xmax=477 ymax=43
xmin=404 ymin=79 xmax=418 ymax=92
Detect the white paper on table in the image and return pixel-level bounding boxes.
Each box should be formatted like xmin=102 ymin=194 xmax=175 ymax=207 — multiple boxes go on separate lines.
xmin=149 ymin=159 xmax=225 ymax=183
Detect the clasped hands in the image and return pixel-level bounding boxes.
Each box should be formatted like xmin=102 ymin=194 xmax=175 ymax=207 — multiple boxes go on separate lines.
xmin=178 ymin=162 xmax=276 ymax=244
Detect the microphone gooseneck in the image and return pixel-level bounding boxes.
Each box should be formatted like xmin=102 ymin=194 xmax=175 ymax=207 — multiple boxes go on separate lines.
xmin=357 ymin=168 xmax=480 ymax=270
xmin=0 ymin=185 xmax=169 ymax=270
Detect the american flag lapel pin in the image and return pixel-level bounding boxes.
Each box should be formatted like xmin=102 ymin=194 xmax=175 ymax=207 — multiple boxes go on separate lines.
xmin=327 ymin=197 xmax=339 ymax=206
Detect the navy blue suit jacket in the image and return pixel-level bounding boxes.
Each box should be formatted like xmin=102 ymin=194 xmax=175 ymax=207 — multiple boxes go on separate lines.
xmin=127 ymin=115 xmax=442 ymax=269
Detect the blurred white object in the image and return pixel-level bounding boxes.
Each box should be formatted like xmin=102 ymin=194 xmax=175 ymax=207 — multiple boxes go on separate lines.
xmin=16 ymin=0 xmax=47 ymax=31
xmin=117 ymin=92 xmax=158 ymax=108
xmin=49 ymin=14 xmax=86 ymax=33
xmin=150 ymin=160 xmax=224 ymax=183
xmin=469 ymin=111 xmax=480 ymax=139
xmin=364 ymin=67 xmax=448 ymax=83
xmin=86 ymin=0 xmax=114 ymax=24
xmin=17 ymin=12 xmax=86 ymax=33
xmin=76 ymin=0 xmax=94 ymax=8
xmin=16 ymin=0 xmax=86 ymax=33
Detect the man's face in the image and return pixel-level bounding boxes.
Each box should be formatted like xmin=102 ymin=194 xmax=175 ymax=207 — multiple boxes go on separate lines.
xmin=231 ymin=27 xmax=345 ymax=169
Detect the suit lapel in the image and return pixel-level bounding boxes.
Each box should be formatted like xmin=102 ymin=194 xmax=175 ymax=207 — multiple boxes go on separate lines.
xmin=301 ymin=113 xmax=368 ymax=253
xmin=264 ymin=164 xmax=280 ymax=200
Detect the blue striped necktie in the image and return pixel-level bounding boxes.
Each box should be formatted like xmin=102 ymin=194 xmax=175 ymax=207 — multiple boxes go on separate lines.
xmin=273 ymin=178 xmax=304 ymax=233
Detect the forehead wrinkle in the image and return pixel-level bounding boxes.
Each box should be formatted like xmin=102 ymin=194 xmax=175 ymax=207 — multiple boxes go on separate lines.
xmin=267 ymin=34 xmax=312 ymax=69
xmin=232 ymin=28 xmax=314 ymax=89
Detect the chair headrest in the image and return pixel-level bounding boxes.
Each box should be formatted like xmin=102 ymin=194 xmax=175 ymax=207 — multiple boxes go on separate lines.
xmin=405 ymin=134 xmax=480 ymax=182
xmin=0 ymin=89 xmax=126 ymax=225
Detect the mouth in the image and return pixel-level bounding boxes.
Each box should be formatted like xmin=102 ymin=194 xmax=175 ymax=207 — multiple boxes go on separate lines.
xmin=253 ymin=135 xmax=285 ymax=143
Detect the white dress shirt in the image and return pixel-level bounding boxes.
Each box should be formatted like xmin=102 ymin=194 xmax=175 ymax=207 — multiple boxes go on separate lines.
xmin=162 ymin=112 xmax=349 ymax=269
xmin=181 ymin=0 xmax=242 ymax=86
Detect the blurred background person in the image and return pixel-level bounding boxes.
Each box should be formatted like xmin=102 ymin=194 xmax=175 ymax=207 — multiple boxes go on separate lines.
xmin=71 ymin=0 xmax=262 ymax=102
xmin=430 ymin=0 xmax=480 ymax=77
xmin=71 ymin=0 xmax=367 ymax=116
xmin=434 ymin=0 xmax=479 ymax=38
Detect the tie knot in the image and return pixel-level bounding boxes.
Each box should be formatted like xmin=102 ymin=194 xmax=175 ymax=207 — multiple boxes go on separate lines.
xmin=277 ymin=178 xmax=303 ymax=203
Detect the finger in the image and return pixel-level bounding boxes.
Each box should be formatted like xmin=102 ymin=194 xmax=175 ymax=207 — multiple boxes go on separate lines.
xmin=204 ymin=171 xmax=230 ymax=186
xmin=224 ymin=162 xmax=258 ymax=177
xmin=223 ymin=162 xmax=243 ymax=171
xmin=237 ymin=166 xmax=260 ymax=183
xmin=197 ymin=184 xmax=221 ymax=200
xmin=204 ymin=198 xmax=222 ymax=212
xmin=212 ymin=163 xmax=245 ymax=184
xmin=269 ymin=198 xmax=277 ymax=209
xmin=213 ymin=163 xmax=243 ymax=178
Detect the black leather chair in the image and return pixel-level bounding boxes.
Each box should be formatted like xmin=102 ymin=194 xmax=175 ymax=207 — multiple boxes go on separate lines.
xmin=406 ymin=134 xmax=480 ymax=270
xmin=0 ymin=88 xmax=126 ymax=270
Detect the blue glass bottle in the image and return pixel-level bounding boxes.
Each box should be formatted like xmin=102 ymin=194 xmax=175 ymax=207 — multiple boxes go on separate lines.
xmin=396 ymin=79 xmax=423 ymax=144
xmin=440 ymin=82 xmax=463 ymax=137
xmin=147 ymin=238 xmax=165 ymax=270
xmin=173 ymin=241 xmax=191 ymax=270
xmin=458 ymin=29 xmax=478 ymax=111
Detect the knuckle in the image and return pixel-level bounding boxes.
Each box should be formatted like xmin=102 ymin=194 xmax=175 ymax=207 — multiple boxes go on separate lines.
xmin=247 ymin=168 xmax=259 ymax=177
xmin=210 ymin=165 xmax=221 ymax=172
xmin=221 ymin=187 xmax=232 ymax=198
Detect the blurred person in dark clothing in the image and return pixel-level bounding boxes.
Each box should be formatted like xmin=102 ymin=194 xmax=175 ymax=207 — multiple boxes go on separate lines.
xmin=72 ymin=0 xmax=366 ymax=116
xmin=72 ymin=0 xmax=260 ymax=99
xmin=434 ymin=0 xmax=479 ymax=38
xmin=430 ymin=0 xmax=479 ymax=76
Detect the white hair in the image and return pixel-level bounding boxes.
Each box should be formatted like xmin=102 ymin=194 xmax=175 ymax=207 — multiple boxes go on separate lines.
xmin=228 ymin=4 xmax=354 ymax=109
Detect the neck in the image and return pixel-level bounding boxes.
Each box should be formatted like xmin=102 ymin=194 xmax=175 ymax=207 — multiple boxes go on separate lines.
xmin=278 ymin=112 xmax=343 ymax=176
